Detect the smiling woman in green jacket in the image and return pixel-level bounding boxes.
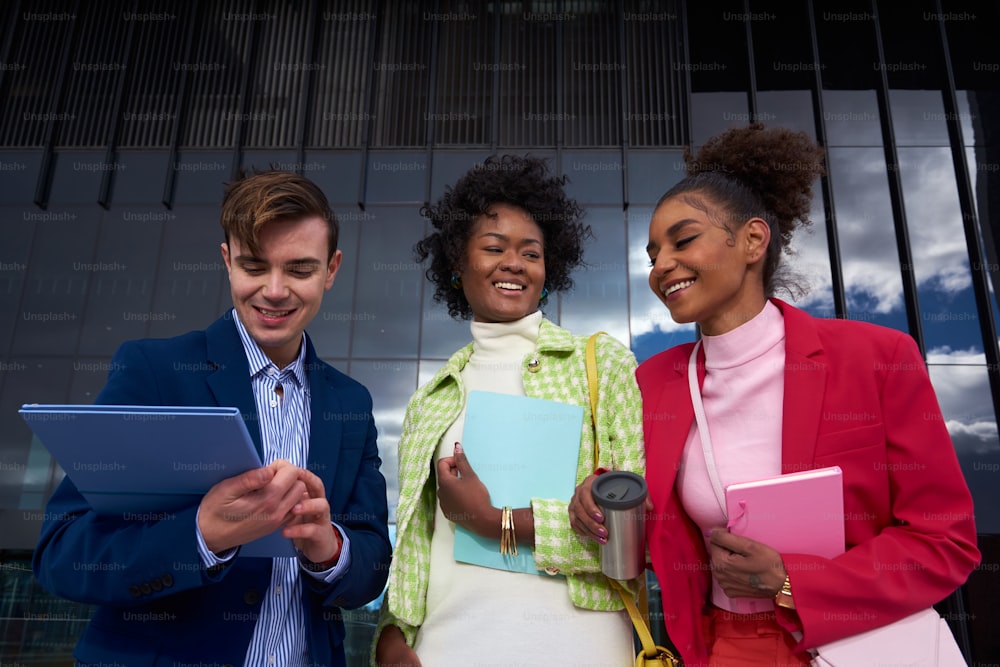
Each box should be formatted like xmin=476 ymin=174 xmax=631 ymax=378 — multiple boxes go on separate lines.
xmin=373 ymin=155 xmax=644 ymax=667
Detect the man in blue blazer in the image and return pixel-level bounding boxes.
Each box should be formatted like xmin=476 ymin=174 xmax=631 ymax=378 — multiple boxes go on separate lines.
xmin=32 ymin=170 xmax=392 ymax=667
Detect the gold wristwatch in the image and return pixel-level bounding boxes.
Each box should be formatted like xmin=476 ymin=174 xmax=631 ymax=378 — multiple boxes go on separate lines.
xmin=774 ymin=574 xmax=795 ymax=609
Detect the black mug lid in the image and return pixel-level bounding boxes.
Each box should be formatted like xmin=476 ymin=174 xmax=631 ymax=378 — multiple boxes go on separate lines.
xmin=591 ymin=470 xmax=647 ymax=510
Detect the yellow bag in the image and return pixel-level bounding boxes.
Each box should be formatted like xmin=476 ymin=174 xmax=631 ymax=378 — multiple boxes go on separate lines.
xmin=586 ymin=333 xmax=680 ymax=667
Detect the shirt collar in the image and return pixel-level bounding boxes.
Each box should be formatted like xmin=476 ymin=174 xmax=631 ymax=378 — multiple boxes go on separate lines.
xmin=231 ymin=308 xmax=308 ymax=387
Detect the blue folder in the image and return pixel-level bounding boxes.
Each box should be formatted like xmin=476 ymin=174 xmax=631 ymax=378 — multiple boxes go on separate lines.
xmin=19 ymin=403 xmax=294 ymax=557
xmin=453 ymin=391 xmax=583 ymax=575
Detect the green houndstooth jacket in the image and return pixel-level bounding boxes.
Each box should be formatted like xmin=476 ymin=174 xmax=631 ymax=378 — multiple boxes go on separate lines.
xmin=375 ymin=318 xmax=645 ymax=652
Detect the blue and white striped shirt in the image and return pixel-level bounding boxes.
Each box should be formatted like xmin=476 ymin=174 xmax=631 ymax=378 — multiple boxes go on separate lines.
xmin=195 ymin=310 xmax=351 ymax=666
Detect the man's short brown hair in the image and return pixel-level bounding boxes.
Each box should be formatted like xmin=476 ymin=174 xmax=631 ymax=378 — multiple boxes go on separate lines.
xmin=220 ymin=169 xmax=339 ymax=260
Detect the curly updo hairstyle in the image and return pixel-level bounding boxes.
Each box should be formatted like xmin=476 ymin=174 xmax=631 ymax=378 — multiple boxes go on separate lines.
xmin=657 ymin=123 xmax=826 ymax=297
xmin=416 ymin=154 xmax=591 ymax=320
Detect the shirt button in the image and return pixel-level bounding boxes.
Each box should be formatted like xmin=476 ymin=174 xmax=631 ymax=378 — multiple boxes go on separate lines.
xmin=274 ymin=585 xmax=282 ymax=596
xmin=527 ymin=358 xmax=541 ymax=373
xmin=270 ymin=399 xmax=278 ymax=407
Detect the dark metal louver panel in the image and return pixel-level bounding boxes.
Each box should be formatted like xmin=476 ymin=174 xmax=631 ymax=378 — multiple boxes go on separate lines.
xmin=179 ymin=0 xmax=256 ymax=148
xmin=117 ymin=4 xmax=192 ymax=148
xmin=242 ymin=1 xmax=311 ymax=148
xmin=498 ymin=3 xmax=557 ymax=147
xmin=431 ymin=1 xmax=491 ymax=146
xmin=563 ymin=0 xmax=622 ymax=147
xmin=54 ymin=3 xmax=131 ymax=147
xmin=0 ymin=0 xmax=690 ymax=150
xmin=624 ymin=0 xmax=685 ymax=147
xmin=370 ymin=0 xmax=433 ymax=147
xmin=0 ymin=1 xmax=79 ymax=147
xmin=308 ymin=0 xmax=375 ymax=148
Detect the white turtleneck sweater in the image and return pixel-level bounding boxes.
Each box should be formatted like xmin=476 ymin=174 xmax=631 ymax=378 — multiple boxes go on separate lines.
xmin=413 ymin=311 xmax=632 ymax=665
xmin=677 ymin=300 xmax=786 ymax=614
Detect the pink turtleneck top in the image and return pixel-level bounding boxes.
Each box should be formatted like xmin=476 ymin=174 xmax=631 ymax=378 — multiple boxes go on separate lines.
xmin=677 ymin=300 xmax=786 ymax=614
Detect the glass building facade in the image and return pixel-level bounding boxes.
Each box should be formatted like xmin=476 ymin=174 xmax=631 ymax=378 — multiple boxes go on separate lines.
xmin=1 ymin=0 xmax=998 ymax=663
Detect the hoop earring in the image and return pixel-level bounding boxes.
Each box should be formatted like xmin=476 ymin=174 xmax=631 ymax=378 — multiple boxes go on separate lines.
xmin=450 ymin=272 xmax=462 ymax=289
xmin=539 ymin=287 xmax=549 ymax=306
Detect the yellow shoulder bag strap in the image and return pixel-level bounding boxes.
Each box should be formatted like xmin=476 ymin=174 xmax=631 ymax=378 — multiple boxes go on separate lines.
xmin=585 ymin=333 xmax=679 ymax=667
xmin=585 ymin=331 xmax=605 ymax=471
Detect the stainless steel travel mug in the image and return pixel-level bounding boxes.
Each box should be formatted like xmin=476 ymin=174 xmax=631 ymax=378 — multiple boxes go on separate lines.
xmin=591 ymin=470 xmax=647 ymax=580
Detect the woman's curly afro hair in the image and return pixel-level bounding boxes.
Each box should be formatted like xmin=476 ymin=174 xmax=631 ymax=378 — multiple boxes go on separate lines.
xmin=416 ymin=154 xmax=591 ymax=320
xmin=658 ymin=123 xmax=826 ymax=297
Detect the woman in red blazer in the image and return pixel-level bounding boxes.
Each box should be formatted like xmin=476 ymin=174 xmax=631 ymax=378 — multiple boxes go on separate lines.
xmin=575 ymin=124 xmax=980 ymax=666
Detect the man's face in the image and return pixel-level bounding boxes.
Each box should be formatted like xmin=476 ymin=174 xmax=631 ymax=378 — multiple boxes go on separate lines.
xmin=221 ymin=215 xmax=341 ymax=367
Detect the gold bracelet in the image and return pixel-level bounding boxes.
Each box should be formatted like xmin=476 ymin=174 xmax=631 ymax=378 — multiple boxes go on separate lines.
xmin=500 ymin=506 xmax=509 ymax=555
xmin=500 ymin=506 xmax=518 ymax=556
xmin=499 ymin=506 xmax=508 ymax=555
xmin=508 ymin=507 xmax=517 ymax=555
xmin=504 ymin=506 xmax=515 ymax=556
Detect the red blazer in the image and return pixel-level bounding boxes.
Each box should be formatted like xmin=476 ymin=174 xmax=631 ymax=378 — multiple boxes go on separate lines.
xmin=638 ymin=299 xmax=980 ymax=666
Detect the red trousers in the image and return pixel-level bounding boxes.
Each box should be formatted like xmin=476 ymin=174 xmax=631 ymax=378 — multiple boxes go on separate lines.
xmin=703 ymin=607 xmax=812 ymax=667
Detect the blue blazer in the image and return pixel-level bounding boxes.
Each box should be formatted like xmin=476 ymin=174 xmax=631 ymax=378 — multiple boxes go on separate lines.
xmin=32 ymin=313 xmax=392 ymax=667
